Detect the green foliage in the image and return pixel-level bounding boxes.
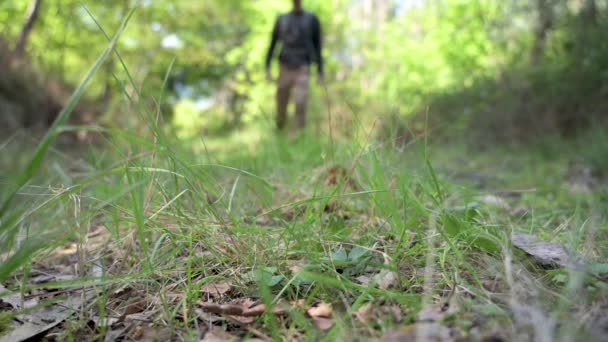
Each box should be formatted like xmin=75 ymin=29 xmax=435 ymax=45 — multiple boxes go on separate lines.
xmin=0 ymin=8 xmax=131 ymax=283
xmin=578 ymin=121 xmax=608 ymax=177
xmin=0 ymin=2 xmax=606 ymax=340
xmin=0 ymin=311 xmax=13 ymax=336
xmin=0 ymin=96 xmax=606 ymax=340
xmin=2 ymin=0 xmax=607 ymax=139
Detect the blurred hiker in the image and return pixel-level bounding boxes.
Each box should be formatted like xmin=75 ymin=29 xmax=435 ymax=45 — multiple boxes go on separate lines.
xmin=265 ymin=0 xmax=324 ymax=130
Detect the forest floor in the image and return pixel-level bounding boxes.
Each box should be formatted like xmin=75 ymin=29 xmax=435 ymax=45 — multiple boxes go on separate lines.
xmin=0 ymin=125 xmax=607 ymax=341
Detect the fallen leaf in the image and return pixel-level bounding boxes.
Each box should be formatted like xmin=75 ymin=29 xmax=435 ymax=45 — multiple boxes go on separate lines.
xmin=123 ymin=300 xmax=146 ymax=316
xmin=382 ymin=323 xmax=453 ymax=342
xmin=354 ymin=303 xmax=374 ymax=323
xmin=92 ymin=315 xmax=120 ymax=328
xmin=375 ymin=270 xmax=398 ymax=290
xmin=311 ymin=317 xmax=334 ymax=331
xmin=263 ymin=299 xmax=294 ymax=317
xmin=195 ymin=308 xmax=223 ymax=324
xmin=417 ymin=306 xmax=444 ymax=322
xmin=130 ymin=325 xmax=144 ymax=340
xmin=0 ymin=284 xmax=23 ymax=310
xmin=417 ymin=292 xmax=459 ymax=324
xmin=240 ymin=298 xmax=257 ymax=307
xmin=416 ymin=322 xmax=454 ymax=342
xmin=90 ymin=263 xmax=104 ymax=278
xmin=287 ymin=260 xmax=306 ymax=274
xmin=199 ymin=299 xmax=335 ymax=332
xmin=307 ymin=302 xmax=332 ymax=318
xmin=29 ymin=274 xmax=76 ymax=284
xmin=124 ymin=312 xmax=154 ymax=323
xmin=200 ymin=302 xmax=245 ymax=316
xmin=324 ymin=165 xmax=347 ymax=186
xmin=227 ymin=315 xmax=255 ymax=324
xmin=0 ymin=290 xmax=92 ymax=342
xmin=511 ymin=232 xmax=582 ymax=269
xmin=323 ymin=201 xmax=338 ymax=213
xmin=355 ymin=275 xmax=371 ymax=285
xmin=201 ymin=327 xmax=240 ymax=342
xmin=103 ymin=322 xmax=131 ymax=342
xmin=243 ymin=304 xmax=266 ymax=316
xmin=199 ymin=300 xmax=265 ymax=317
xmin=388 ymin=305 xmax=403 ymax=323
xmin=136 ymin=325 xmax=174 ymax=342
xmin=201 ymin=281 xmax=232 ymax=297
xmin=381 ymin=325 xmax=416 ymax=341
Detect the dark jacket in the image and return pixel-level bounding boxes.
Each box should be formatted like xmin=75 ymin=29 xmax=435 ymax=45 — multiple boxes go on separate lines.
xmin=265 ymin=10 xmax=323 ymax=75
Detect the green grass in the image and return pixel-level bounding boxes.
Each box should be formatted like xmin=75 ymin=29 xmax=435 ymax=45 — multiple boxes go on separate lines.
xmin=0 ymin=12 xmax=607 ymax=341
xmin=0 ymin=122 xmax=606 ymax=341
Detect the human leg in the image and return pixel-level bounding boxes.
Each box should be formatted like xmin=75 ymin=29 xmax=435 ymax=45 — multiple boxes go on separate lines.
xmin=276 ymin=64 xmax=294 ymax=130
xmin=293 ymin=65 xmax=310 ymax=129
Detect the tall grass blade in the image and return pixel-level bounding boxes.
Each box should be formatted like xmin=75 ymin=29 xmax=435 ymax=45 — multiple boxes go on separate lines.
xmin=0 ymin=8 xmax=135 ymax=282
xmin=0 ymin=9 xmax=134 ymax=217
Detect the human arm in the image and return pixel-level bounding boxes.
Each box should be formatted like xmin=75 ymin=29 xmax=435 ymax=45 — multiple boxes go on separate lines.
xmin=311 ymin=15 xmax=323 ymax=79
xmin=265 ymin=17 xmax=280 ymax=78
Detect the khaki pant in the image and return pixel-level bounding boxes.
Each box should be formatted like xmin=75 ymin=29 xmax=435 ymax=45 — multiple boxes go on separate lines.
xmin=276 ymin=63 xmax=310 ymax=130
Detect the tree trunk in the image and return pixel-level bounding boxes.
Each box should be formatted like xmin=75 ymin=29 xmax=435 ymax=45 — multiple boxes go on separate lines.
xmin=584 ymin=0 xmax=597 ymax=27
xmin=530 ymin=0 xmax=554 ymax=65
xmin=15 ymin=0 xmax=43 ymax=57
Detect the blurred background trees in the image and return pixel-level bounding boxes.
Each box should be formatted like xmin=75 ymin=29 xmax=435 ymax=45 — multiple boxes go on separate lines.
xmin=0 ymin=0 xmax=606 ymax=143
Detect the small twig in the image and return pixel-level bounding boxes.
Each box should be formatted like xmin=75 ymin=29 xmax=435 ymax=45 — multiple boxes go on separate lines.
xmin=226 ymin=316 xmax=273 ymax=342
xmin=199 ymin=302 xmax=267 ymax=317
